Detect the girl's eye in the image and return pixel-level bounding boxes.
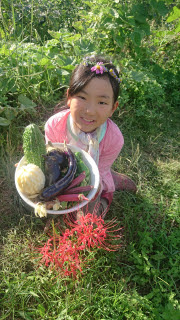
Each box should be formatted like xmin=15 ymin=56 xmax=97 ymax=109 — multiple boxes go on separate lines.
xmin=78 ymin=95 xmax=86 ymax=100
xmin=99 ymin=101 xmax=107 ymax=105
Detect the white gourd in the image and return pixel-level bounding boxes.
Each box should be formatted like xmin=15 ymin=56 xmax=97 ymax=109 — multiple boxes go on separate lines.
xmin=17 ymin=164 xmax=45 ymax=195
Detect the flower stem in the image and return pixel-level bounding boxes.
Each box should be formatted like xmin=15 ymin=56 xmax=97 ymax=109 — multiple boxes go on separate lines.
xmin=52 ymin=219 xmax=56 ymax=250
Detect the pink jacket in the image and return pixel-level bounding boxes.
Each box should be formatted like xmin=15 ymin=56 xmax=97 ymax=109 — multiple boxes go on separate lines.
xmin=45 ymin=109 xmax=124 ymax=196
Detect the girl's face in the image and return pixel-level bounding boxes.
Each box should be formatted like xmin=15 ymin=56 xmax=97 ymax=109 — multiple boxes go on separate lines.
xmin=67 ymin=77 xmax=119 ymax=133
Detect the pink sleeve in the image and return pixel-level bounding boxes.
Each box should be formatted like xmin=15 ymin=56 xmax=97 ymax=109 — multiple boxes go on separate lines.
xmin=44 ymin=109 xmax=70 ymax=144
xmin=98 ymin=119 xmax=124 ymax=193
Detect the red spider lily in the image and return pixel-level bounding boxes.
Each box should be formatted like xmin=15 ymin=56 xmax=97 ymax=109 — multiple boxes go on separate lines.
xmin=64 ymin=212 xmax=122 ymax=252
xmin=37 ymin=212 xmax=122 ymax=278
xmin=39 ymin=235 xmax=84 ymax=277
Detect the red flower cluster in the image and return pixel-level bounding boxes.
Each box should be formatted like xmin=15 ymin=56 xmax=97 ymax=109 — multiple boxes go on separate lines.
xmin=65 ymin=213 xmax=121 ymax=251
xmin=38 ymin=213 xmax=122 ymax=278
xmin=39 ymin=237 xmax=83 ymax=277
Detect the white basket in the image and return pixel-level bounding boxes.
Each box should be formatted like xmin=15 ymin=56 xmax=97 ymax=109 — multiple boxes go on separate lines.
xmin=15 ymin=143 xmax=100 ymax=215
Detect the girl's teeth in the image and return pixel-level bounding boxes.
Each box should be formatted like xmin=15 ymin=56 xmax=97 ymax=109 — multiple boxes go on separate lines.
xmin=84 ymin=118 xmax=93 ymax=122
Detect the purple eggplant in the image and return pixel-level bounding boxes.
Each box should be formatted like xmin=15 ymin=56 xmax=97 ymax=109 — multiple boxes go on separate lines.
xmin=47 ymin=149 xmax=68 ymax=168
xmin=43 ymin=149 xmax=68 ymax=187
xmin=44 ymin=155 xmax=61 ymax=186
xmin=40 ymin=148 xmax=77 ymax=201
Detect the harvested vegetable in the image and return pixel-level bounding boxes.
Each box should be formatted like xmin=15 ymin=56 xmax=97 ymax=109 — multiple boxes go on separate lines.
xmin=35 ymin=202 xmax=47 ymax=218
xmin=40 ymin=147 xmax=77 ymax=201
xmin=45 ymin=200 xmax=68 ymax=210
xmin=17 ymin=164 xmax=45 ymax=195
xmin=64 ymin=185 xmax=93 ymax=194
xmin=44 ymin=155 xmax=61 ymax=186
xmin=43 ymin=149 xmax=68 ymax=186
xmin=75 ymin=152 xmax=90 ymax=186
xmin=56 ymin=193 xmax=89 ymax=202
xmin=17 ymin=137 xmax=95 ymax=215
xmin=47 ymin=149 xmax=68 ymax=168
xmin=66 ymin=171 xmax=86 ymax=190
xmin=23 ymin=124 xmax=46 ymax=173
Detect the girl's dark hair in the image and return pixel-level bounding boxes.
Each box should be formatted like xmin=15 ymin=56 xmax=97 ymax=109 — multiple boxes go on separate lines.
xmin=68 ymin=56 xmax=120 ymax=104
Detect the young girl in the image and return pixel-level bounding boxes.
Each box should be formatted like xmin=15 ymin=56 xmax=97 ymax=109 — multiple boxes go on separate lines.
xmin=44 ymin=56 xmax=136 ymax=215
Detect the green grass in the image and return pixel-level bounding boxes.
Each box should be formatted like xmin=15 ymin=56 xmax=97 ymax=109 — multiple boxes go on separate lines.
xmin=0 ymin=105 xmax=179 ymax=320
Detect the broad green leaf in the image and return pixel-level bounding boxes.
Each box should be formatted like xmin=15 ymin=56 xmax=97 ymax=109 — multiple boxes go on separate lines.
xmin=150 ymin=0 xmax=168 ymax=16
xmin=18 ymin=95 xmax=36 ymax=110
xmin=130 ymin=71 xmax=146 ymax=82
xmin=45 ymin=39 xmax=59 ymax=47
xmin=156 ymin=1 xmax=168 ymax=16
xmin=0 ymin=117 xmax=11 ymax=126
xmin=39 ymin=57 xmax=50 ymax=66
xmin=73 ymin=21 xmax=84 ymax=32
xmin=132 ymin=4 xmax=148 ymax=23
xmin=167 ymin=6 xmax=180 ymax=23
xmin=75 ymin=38 xmax=95 ymax=53
xmin=127 ymin=16 xmax=136 ymax=27
xmin=134 ymin=13 xmax=147 ymax=24
xmin=59 ymin=56 xmax=75 ymax=66
xmin=5 ymin=107 xmax=17 ymax=120
xmin=61 ymin=65 xmax=75 ymax=71
xmin=135 ymin=22 xmax=151 ymax=36
xmin=65 ymin=34 xmax=81 ymax=43
xmin=55 ymin=58 xmax=66 ymax=66
xmin=140 ymin=23 xmax=151 ymax=36
xmin=48 ymin=30 xmax=69 ymax=40
xmin=130 ymin=31 xmax=142 ymax=46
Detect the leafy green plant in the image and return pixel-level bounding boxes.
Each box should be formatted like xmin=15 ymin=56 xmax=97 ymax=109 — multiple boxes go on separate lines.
xmin=0 ymin=0 xmax=179 ymax=131
xmin=0 ymin=0 xmax=88 ymax=42
xmin=0 ymin=40 xmax=77 ymax=128
xmin=71 ymin=0 xmax=170 ymax=55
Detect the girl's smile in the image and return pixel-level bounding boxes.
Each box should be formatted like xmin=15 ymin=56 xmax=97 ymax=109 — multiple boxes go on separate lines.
xmin=80 ymin=118 xmax=95 ymax=125
xmin=67 ymin=77 xmax=118 ymax=133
